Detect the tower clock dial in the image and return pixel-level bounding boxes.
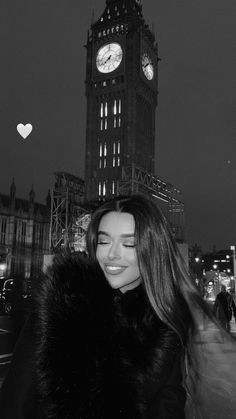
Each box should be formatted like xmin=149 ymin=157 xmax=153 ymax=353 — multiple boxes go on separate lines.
xmin=141 ymin=53 xmax=154 ymax=80
xmin=96 ymin=43 xmax=123 ymax=74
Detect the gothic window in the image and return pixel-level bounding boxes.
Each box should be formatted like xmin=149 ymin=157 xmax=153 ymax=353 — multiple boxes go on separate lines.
xmin=112 ymin=140 xmax=121 ymax=167
xmin=98 ymin=182 xmax=102 ymax=196
xmin=103 ymin=182 xmax=106 ymax=196
xmin=118 ymin=99 xmax=121 ymax=114
xmin=100 ymin=101 xmax=108 ymax=131
xmin=113 ymin=100 xmax=117 ymax=115
xmin=21 ymin=221 xmax=26 ymax=246
xmin=98 ymin=142 xmax=107 ymax=169
xmin=111 ymin=180 xmax=118 ymax=195
xmin=113 ymin=98 xmax=122 ymax=128
xmin=0 ymin=217 xmax=7 ymax=245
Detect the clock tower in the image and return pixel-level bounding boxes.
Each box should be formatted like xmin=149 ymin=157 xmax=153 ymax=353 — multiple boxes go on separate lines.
xmin=84 ymin=0 xmax=159 ymax=202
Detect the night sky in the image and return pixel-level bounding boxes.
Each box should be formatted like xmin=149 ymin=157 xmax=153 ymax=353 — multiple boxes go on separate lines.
xmin=0 ymin=0 xmax=235 ymax=252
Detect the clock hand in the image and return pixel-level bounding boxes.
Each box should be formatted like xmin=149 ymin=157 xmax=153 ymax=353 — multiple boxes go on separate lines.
xmin=104 ymin=54 xmax=112 ymax=64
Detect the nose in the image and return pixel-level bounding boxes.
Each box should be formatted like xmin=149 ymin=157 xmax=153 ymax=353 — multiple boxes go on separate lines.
xmin=108 ymin=242 xmax=121 ymax=260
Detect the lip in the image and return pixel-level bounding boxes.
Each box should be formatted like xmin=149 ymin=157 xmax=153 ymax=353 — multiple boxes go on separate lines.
xmin=104 ymin=264 xmax=127 ymax=275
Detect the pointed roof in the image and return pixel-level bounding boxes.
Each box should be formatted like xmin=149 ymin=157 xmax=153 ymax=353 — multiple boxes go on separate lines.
xmin=92 ymin=0 xmax=144 ymax=30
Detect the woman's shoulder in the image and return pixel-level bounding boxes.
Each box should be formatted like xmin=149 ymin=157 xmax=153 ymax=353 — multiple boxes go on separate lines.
xmin=34 ymin=252 xmax=111 ymax=306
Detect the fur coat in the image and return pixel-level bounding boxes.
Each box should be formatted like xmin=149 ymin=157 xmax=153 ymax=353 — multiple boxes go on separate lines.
xmin=0 ymin=254 xmax=186 ymax=419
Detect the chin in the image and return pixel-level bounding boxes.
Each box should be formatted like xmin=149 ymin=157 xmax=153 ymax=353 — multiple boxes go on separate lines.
xmin=105 ymin=277 xmax=124 ymax=289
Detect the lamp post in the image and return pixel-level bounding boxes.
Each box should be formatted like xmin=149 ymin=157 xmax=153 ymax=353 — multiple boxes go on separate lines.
xmin=230 ymin=245 xmax=236 ymax=277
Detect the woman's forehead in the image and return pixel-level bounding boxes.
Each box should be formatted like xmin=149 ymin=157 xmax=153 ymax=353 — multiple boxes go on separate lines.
xmin=98 ymin=211 xmax=135 ymax=235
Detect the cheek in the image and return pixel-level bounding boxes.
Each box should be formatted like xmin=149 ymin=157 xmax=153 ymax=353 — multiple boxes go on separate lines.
xmin=96 ymin=247 xmax=105 ymax=263
xmin=127 ymin=251 xmax=139 ymax=269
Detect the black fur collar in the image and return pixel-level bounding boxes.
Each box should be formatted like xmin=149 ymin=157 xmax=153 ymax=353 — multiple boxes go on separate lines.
xmin=34 ymin=254 xmax=181 ymax=418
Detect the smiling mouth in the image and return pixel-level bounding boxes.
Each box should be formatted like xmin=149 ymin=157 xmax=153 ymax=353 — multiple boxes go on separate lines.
xmin=104 ymin=265 xmax=127 ymax=275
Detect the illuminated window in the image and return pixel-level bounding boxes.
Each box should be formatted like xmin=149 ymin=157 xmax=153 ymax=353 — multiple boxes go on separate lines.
xmin=113 ymin=100 xmax=117 ymax=115
xmin=104 ymin=158 xmax=107 ymax=168
xmin=99 ymin=143 xmax=102 ymax=157
xmin=104 ymin=143 xmax=107 ymax=156
xmin=118 ymin=99 xmax=121 ymax=114
xmin=105 ymin=102 xmax=108 ymax=116
xmin=113 ymin=157 xmax=115 ymax=167
xmin=100 ymin=103 xmax=103 ymax=118
xmin=100 ymin=119 xmax=103 ymax=131
xmin=113 ymin=142 xmax=116 ymax=154
xmin=117 ymin=141 xmax=120 ymax=154
xmin=103 ymin=182 xmax=106 ymax=196
xmin=112 ymin=181 xmax=115 ymax=194
xmin=114 ymin=117 xmax=117 ymax=128
xmin=117 ymin=157 xmax=120 ymax=166
xmin=105 ymin=118 xmax=107 ymax=130
xmin=98 ymin=182 xmax=102 ymax=196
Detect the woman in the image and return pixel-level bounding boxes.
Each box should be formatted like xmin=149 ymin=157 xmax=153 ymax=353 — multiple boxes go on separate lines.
xmin=0 ymin=194 xmax=236 ymax=418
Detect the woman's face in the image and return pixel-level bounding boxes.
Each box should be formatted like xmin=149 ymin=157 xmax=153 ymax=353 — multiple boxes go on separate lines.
xmin=96 ymin=211 xmax=141 ymax=293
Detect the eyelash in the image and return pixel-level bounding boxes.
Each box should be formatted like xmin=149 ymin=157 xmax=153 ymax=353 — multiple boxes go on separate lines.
xmin=97 ymin=241 xmax=135 ymax=248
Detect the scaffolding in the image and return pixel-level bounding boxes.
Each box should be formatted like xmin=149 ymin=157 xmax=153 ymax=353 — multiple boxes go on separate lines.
xmin=118 ymin=166 xmax=185 ymax=241
xmin=49 ymin=172 xmax=89 ymax=252
xmin=49 ymin=166 xmax=185 ymax=252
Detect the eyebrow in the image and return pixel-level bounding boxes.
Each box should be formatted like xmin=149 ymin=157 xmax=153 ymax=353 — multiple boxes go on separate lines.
xmin=98 ymin=231 xmax=135 ymax=238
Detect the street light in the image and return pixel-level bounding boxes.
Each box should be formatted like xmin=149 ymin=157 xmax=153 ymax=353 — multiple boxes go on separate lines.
xmin=230 ymin=245 xmax=236 ymax=277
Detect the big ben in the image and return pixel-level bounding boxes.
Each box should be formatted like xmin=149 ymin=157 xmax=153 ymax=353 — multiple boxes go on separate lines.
xmin=84 ymin=0 xmax=159 ymax=202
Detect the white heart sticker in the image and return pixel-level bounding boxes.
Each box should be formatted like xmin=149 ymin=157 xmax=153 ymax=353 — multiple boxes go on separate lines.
xmin=17 ymin=123 xmax=33 ymax=139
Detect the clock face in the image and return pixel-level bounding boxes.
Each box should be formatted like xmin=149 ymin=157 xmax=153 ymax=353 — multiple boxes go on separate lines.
xmin=96 ymin=43 xmax=123 ymax=74
xmin=141 ymin=53 xmax=154 ymax=80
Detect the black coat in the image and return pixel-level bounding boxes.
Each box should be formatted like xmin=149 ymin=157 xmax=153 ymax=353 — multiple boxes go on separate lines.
xmin=0 ymin=254 xmax=186 ymax=418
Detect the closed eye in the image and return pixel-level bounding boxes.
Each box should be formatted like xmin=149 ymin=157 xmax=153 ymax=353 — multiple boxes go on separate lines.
xmin=123 ymin=243 xmax=136 ymax=248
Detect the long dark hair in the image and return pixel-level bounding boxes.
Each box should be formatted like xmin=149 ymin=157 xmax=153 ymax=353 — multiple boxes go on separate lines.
xmin=86 ymin=194 xmax=213 ymax=348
